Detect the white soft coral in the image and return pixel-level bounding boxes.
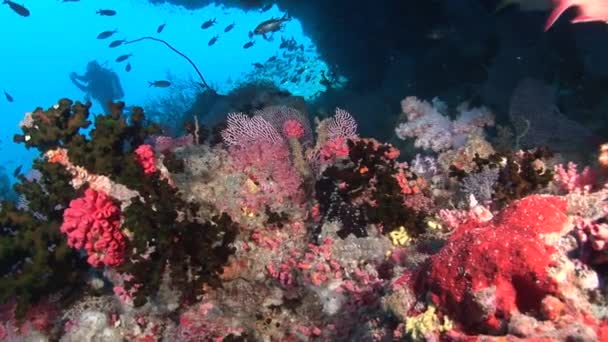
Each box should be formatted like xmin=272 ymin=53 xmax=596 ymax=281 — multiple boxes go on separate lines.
xmin=395 ymin=96 xmax=494 ymax=153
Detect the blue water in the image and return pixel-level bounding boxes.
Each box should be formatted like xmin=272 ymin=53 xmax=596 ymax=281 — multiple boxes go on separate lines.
xmin=0 ymin=0 xmax=329 ymax=185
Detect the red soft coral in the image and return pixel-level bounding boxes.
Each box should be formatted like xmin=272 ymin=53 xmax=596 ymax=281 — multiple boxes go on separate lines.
xmin=417 ymin=195 xmax=571 ymax=333
xmin=134 ymin=144 xmax=157 ymax=175
xmin=60 ymin=188 xmax=126 ymax=267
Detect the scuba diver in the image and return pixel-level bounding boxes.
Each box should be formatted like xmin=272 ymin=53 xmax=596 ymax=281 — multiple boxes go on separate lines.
xmin=69 ymin=60 xmax=124 ymax=113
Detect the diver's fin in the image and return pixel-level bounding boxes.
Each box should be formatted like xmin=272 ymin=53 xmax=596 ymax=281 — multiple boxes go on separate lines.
xmin=544 ymin=0 xmax=574 ymax=31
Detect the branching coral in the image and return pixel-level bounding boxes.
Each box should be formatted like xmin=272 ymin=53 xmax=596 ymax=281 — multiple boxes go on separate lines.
xmin=315 ymin=138 xmax=432 ymax=241
xmin=6 ymin=99 xmax=238 ymax=313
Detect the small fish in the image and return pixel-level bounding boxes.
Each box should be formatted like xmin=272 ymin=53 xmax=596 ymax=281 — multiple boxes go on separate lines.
xmin=224 ymin=22 xmax=235 ymax=32
xmin=3 ymin=0 xmax=30 ymax=17
xmin=201 ymin=18 xmax=216 ymax=29
xmin=13 ymin=165 xmax=22 ymax=177
xmin=97 ymin=29 xmax=117 ymax=39
xmin=295 ymin=67 xmax=305 ymax=75
xmin=108 ymin=39 xmax=125 ymax=48
xmin=156 ymin=23 xmax=166 ymax=33
xmin=280 ymin=78 xmax=288 ymax=84
xmin=260 ymin=3 xmax=273 ymax=12
xmin=208 ymin=35 xmax=219 ymax=46
xmin=243 ymin=41 xmax=255 ymax=49
xmin=3 ymin=90 xmax=13 ymax=102
xmin=305 ymin=74 xmax=312 ymax=82
xmin=545 ymin=0 xmax=608 ymax=31
xmin=115 ymin=54 xmax=132 ymax=62
xmin=254 ymin=14 xmax=290 ymax=39
xmin=252 ymin=62 xmax=264 ymax=68
xmin=125 ymin=63 xmax=131 ymax=72
xmin=267 ymin=56 xmax=277 ymax=62
xmin=149 ymin=80 xmax=171 ymax=88
xmin=97 ymin=9 xmax=116 ymax=16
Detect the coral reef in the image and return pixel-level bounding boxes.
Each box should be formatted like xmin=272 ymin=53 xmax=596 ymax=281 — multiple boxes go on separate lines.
xmin=2 ymin=96 xmax=608 ymax=341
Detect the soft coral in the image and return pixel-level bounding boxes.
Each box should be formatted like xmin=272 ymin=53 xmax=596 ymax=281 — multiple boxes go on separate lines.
xmin=60 ymin=188 xmax=126 ymax=268
xmin=417 ymin=195 xmax=571 ymax=333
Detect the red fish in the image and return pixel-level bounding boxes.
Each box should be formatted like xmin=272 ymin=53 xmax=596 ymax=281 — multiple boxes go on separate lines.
xmin=545 ymin=0 xmax=608 ymax=31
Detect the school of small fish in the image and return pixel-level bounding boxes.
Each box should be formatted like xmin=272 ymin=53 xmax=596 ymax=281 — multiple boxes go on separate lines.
xmin=5 ymin=0 xmax=604 ymax=98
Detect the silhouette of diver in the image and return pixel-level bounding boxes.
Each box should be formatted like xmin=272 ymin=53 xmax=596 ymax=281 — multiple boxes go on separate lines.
xmin=70 ymin=60 xmax=124 ymax=113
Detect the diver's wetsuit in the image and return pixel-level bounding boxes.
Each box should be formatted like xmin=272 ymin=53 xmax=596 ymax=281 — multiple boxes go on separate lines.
xmin=70 ymin=61 xmax=124 ymax=113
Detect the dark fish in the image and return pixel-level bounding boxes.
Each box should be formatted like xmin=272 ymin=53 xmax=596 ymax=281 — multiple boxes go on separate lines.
xmin=201 ymin=18 xmax=216 ymax=29
xmin=3 ymin=90 xmax=13 ymax=102
xmin=252 ymin=62 xmax=264 ymax=68
xmin=125 ymin=63 xmax=132 ymax=72
xmin=115 ymin=54 xmax=132 ymax=62
xmin=13 ymin=165 xmax=22 ymax=177
xmin=260 ymin=3 xmax=273 ymax=12
xmin=97 ymin=30 xmax=117 ymax=39
xmin=156 ymin=23 xmax=166 ymax=33
xmin=253 ymin=14 xmax=290 ymax=38
xmin=305 ymin=74 xmax=312 ymax=82
xmin=97 ymin=9 xmax=116 ymax=16
xmin=279 ymin=36 xmax=288 ymax=49
xmin=208 ymin=35 xmax=219 ymax=46
xmin=149 ymin=80 xmax=171 ymax=88
xmin=267 ymin=56 xmax=277 ymax=62
xmin=280 ymin=78 xmax=288 ymax=84
xmin=243 ymin=41 xmax=255 ymax=49
xmin=295 ymin=67 xmax=305 ymax=75
xmin=224 ymin=22 xmax=234 ymax=32
xmin=108 ymin=39 xmax=125 ymax=48
xmin=290 ymin=76 xmax=299 ymax=83
xmin=3 ymin=1 xmax=30 ymax=17
xmin=248 ymin=31 xmax=254 ymax=39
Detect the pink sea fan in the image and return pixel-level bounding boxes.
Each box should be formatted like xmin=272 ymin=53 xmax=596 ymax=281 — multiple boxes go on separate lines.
xmin=134 ymin=144 xmax=157 ymax=175
xmin=60 ymin=188 xmax=126 ymax=268
xmin=255 ymin=105 xmax=313 ymax=144
xmin=221 ymin=112 xmax=282 ymax=146
xmin=327 ymin=108 xmax=358 ymax=140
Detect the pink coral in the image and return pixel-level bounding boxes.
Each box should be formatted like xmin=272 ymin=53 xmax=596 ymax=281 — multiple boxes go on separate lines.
xmin=229 ymin=140 xmax=304 ymax=212
xmin=417 ymin=195 xmax=571 ymax=333
xmin=60 ymin=188 xmax=126 ymax=267
xmin=554 ymin=162 xmax=597 ymax=193
xmin=320 ymin=136 xmax=350 ymax=163
xmin=134 ymin=144 xmax=157 ymax=175
xmin=283 ymin=119 xmax=305 ymax=139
